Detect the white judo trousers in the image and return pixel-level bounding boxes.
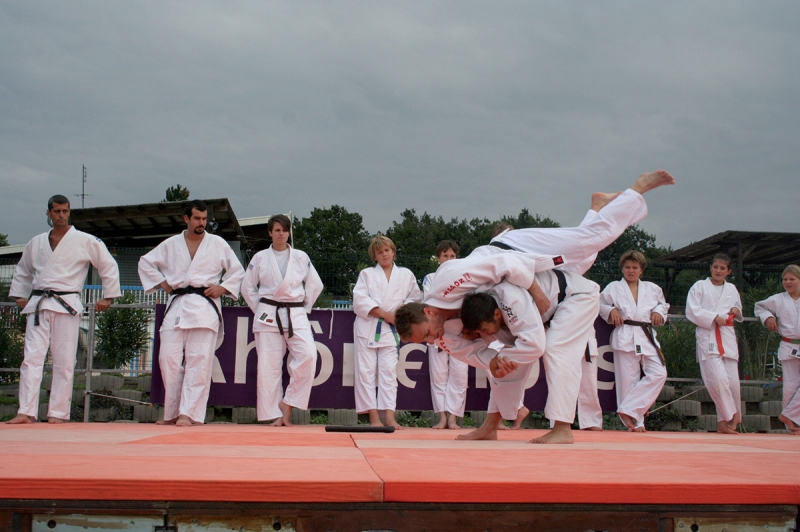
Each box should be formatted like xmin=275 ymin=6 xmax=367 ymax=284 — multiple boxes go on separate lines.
xmin=428 ymin=343 xmax=468 ymax=417
xmin=17 ymin=310 xmax=80 ymax=419
xmin=158 ymin=327 xmax=217 ymax=423
xmin=599 ymin=280 xmax=669 ymax=428
xmin=254 ymin=330 xmax=317 ymax=420
xmin=686 ymin=279 xmax=743 ymax=424
xmin=10 ymin=226 xmax=121 ymax=421
xmin=541 ymin=278 xmax=600 ymax=424
xmin=353 ymin=338 xmax=400 ymax=412
xmin=139 ymin=231 xmax=244 ymax=424
xmin=754 ymin=292 xmax=800 ymax=425
xmin=577 ymin=337 xmax=603 ymax=429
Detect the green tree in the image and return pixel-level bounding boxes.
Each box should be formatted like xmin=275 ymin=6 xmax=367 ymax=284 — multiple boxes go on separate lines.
xmin=0 ymin=280 xmax=25 ymax=383
xmin=0 ymin=233 xmax=8 ymax=247
xmin=94 ymin=293 xmax=149 ymax=369
xmin=499 ymin=208 xmax=560 ymax=230
xmin=293 ymin=206 xmax=371 ymax=298
xmin=163 ymin=184 xmax=190 ymax=202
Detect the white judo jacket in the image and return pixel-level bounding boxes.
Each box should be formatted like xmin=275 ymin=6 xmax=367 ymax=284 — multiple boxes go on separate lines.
xmin=599 ymin=280 xmax=669 ymax=356
xmin=353 ymin=264 xmax=421 ymax=348
xmin=241 ymin=246 xmax=323 ymax=333
xmin=686 ymin=279 xmax=743 ymax=360
xmin=10 ymin=226 xmax=121 ymax=316
xmin=755 ymin=292 xmax=800 ymax=361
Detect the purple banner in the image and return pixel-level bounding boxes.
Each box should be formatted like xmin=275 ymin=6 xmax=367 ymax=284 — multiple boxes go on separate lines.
xmin=151 ymin=305 xmax=619 ymax=412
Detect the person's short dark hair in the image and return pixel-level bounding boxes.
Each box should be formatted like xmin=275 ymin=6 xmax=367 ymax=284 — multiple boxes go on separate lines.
xmin=712 ymin=253 xmax=732 ymax=268
xmin=47 ymin=195 xmax=70 ymax=210
xmin=395 ymin=303 xmax=428 ymax=340
xmin=491 ymin=222 xmax=514 ymax=239
xmin=183 ymin=199 xmax=208 ymax=218
xmin=460 ymin=292 xmax=499 ymax=331
xmin=268 ymin=214 xmax=292 ymax=232
xmin=435 ymin=240 xmax=459 ymax=258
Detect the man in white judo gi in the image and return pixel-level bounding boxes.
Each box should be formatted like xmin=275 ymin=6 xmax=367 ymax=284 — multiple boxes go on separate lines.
xmin=7 ymin=195 xmax=121 ymax=424
xmin=241 ymin=214 xmax=323 ymax=426
xmin=138 ymin=200 xmax=245 ymax=426
xmin=397 ymin=170 xmax=675 ymax=443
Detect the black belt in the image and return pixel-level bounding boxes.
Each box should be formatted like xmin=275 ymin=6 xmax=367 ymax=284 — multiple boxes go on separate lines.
xmin=30 ymin=289 xmax=79 ymax=326
xmin=166 ymin=286 xmax=222 ymax=322
xmin=489 ymin=241 xmax=517 ymax=251
xmin=260 ymin=298 xmax=305 ymax=338
xmin=542 ymin=270 xmax=568 ymax=330
xmin=623 ymin=319 xmax=666 ymax=366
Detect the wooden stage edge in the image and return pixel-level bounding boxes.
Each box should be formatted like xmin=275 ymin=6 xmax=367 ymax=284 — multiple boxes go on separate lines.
xmin=0 ymin=423 xmax=798 ymax=531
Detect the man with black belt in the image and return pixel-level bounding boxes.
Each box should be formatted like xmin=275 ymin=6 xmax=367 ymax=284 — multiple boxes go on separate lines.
xmin=7 ymin=195 xmax=121 ymax=424
xmin=138 ymin=200 xmax=244 ymax=426
xmin=241 ymin=214 xmax=323 ymax=426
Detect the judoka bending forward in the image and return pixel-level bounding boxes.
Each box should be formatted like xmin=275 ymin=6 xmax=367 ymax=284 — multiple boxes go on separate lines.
xmin=138 ymin=200 xmax=245 ymax=426
xmin=7 ymin=195 xmax=121 ymax=424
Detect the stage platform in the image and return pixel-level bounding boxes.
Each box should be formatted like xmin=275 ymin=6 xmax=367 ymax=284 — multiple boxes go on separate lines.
xmin=0 ymin=423 xmax=798 ymax=531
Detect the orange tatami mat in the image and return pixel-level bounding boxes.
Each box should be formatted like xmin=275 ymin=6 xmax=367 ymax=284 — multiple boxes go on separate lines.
xmin=0 ymin=423 xmax=797 ymax=505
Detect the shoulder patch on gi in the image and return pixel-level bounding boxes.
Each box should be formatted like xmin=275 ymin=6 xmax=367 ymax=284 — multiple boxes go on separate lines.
xmin=553 ymin=255 xmax=564 ymax=265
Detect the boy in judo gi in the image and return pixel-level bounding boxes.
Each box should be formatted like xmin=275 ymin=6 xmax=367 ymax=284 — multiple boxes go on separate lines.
xmin=353 ymin=236 xmax=421 ymax=429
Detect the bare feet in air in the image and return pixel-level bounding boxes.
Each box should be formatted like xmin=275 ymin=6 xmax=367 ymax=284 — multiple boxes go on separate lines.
xmin=510 ymin=406 xmax=529 ymax=430
xmin=529 ymin=421 xmax=574 ymax=444
xmin=590 ymin=192 xmax=622 ymax=212
xmin=5 ymin=414 xmax=35 ymax=424
xmin=631 ymin=170 xmax=675 ymax=195
xmin=269 ymin=402 xmax=293 ymax=426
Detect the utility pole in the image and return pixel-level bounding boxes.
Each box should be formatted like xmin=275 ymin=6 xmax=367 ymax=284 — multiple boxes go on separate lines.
xmin=76 ymin=165 xmax=92 ymax=208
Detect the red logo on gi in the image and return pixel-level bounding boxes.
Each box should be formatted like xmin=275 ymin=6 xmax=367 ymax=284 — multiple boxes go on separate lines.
xmin=443 ymin=273 xmax=473 ymax=298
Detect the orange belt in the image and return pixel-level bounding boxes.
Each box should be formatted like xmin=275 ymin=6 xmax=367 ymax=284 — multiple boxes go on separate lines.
xmin=715 ymin=314 xmax=735 ymax=356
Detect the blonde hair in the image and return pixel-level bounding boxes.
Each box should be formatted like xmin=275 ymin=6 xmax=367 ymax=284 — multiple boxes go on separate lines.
xmin=782 ymin=264 xmax=800 ymax=280
xmin=368 ymin=235 xmax=396 ymax=262
xmin=619 ymin=250 xmax=647 ymax=270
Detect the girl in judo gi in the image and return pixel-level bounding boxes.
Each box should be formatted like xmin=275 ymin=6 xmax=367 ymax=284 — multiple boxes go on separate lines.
xmin=686 ymin=254 xmax=743 ymax=434
xmin=353 ymin=236 xmax=421 ymax=428
xmin=754 ymin=264 xmax=800 ymax=435
xmin=599 ymin=250 xmax=669 ymax=432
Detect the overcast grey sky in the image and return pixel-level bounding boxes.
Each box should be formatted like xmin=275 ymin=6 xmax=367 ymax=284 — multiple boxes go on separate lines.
xmin=1 ymin=1 xmax=798 ymax=251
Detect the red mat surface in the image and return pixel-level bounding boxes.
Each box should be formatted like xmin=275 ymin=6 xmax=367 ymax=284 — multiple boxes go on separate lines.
xmin=0 ymin=424 xmax=797 ymax=504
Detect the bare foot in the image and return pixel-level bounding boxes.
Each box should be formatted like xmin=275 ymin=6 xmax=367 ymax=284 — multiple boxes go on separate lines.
xmin=268 ymin=417 xmax=286 ymax=426
xmin=582 ymin=426 xmax=603 ymax=431
xmin=717 ymin=420 xmax=738 ymax=434
xmin=790 ymin=427 xmax=800 ymax=436
xmin=384 ymin=411 xmax=403 ymax=430
xmin=618 ymin=412 xmax=637 ymax=431
xmin=278 ymin=401 xmax=293 ymax=427
xmin=368 ymin=409 xmax=383 ymax=427
xmin=156 ymin=418 xmax=177 ymax=425
xmin=431 ymin=413 xmax=447 ymax=429
xmin=495 ymin=418 xmax=510 ymax=430
xmin=510 ymin=406 xmax=529 ymax=430
xmin=631 ymin=425 xmax=646 ymax=433
xmin=529 ymin=421 xmax=574 ymax=444
xmin=630 ymin=170 xmax=675 ymax=195
xmin=175 ymin=415 xmax=195 ymax=427
xmin=459 ymin=412 xmax=501 ymax=440
xmin=590 ymin=191 xmax=622 ymax=212
xmin=47 ymin=417 xmax=65 ymax=424
xmin=778 ymin=414 xmax=797 ymax=432
xmin=446 ymin=413 xmax=460 ymax=430
xmin=5 ymin=414 xmax=35 ymax=424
